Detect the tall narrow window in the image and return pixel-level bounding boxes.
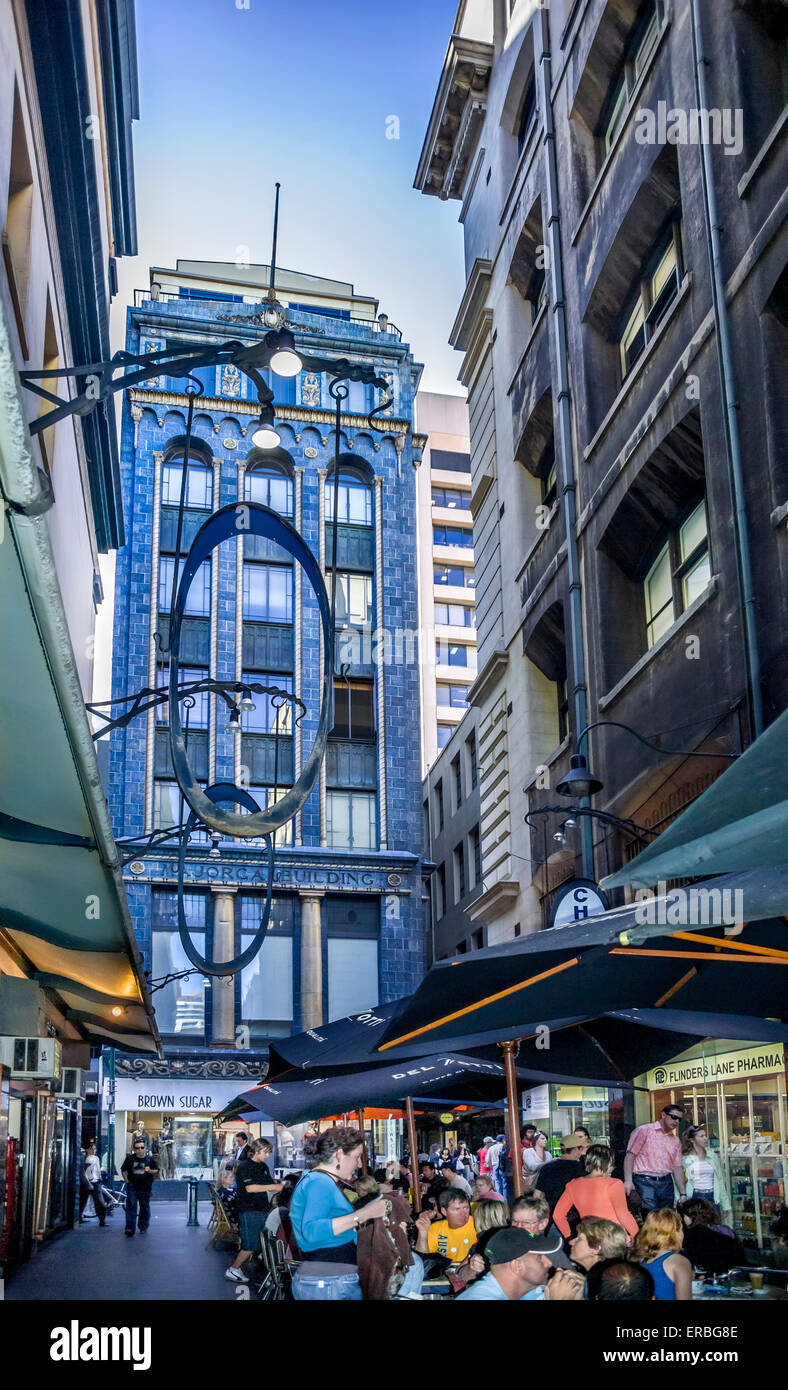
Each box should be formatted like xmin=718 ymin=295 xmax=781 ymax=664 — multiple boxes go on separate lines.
xmin=434 ymin=780 xmax=444 ymax=831
xmin=467 ymin=731 xmax=478 ymax=790
xmin=599 ymin=1 xmax=664 ymax=153
xmin=162 ymin=459 xmax=213 ymax=509
xmin=158 ymin=557 xmax=211 ymax=615
xmin=452 ymin=754 xmax=463 ymax=810
xmin=644 ymin=499 xmax=710 ymax=649
xmin=618 ymin=222 xmax=682 ymax=378
xmin=326 ymin=790 xmax=377 ymax=850
xmin=454 ymin=842 xmax=466 ymax=901
xmin=326 ymin=477 xmax=372 ymax=526
xmin=471 ymin=826 xmax=482 ymax=885
xmin=245 ymin=464 xmax=293 ymax=515
xmin=242 ymin=563 xmax=293 ymax=623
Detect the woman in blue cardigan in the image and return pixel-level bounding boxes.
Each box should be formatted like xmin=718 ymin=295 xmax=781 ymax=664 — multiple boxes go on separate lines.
xmin=290 ymin=1126 xmax=388 ymax=1300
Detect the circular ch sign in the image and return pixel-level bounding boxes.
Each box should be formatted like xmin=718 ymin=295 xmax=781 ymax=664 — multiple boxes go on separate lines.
xmin=439 ymin=1113 xmax=455 ymax=1126
xmin=551 ymin=878 xmax=609 ymax=928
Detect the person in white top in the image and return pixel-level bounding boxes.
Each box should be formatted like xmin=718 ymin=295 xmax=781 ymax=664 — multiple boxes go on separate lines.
xmin=79 ymin=1142 xmax=106 ymax=1227
xmin=523 ymin=1132 xmax=553 ymax=1188
xmin=681 ymin=1124 xmax=730 ymax=1216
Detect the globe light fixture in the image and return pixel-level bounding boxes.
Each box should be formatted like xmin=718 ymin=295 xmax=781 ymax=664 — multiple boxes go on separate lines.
xmin=252 ymin=402 xmax=281 ymax=450
xmin=268 ymin=327 xmax=302 ymax=377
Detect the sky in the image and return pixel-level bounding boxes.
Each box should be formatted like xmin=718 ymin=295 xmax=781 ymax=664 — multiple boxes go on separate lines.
xmin=97 ymin=0 xmax=467 ymax=704
xmin=111 ymin=0 xmax=467 ymax=396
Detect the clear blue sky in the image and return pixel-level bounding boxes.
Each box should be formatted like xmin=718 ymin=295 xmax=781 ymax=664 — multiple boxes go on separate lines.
xmin=112 ymin=0 xmax=466 ymax=395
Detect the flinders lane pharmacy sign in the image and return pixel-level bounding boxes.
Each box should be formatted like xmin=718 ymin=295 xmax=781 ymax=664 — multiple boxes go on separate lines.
xmin=647 ymin=1043 xmax=785 ymax=1091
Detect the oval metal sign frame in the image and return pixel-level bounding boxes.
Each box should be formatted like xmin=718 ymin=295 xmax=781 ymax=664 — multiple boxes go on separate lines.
xmin=168 ymin=501 xmax=333 ymax=838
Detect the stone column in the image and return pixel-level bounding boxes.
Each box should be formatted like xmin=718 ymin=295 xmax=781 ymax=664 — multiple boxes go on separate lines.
xmin=299 ymin=890 xmax=324 ymax=1030
xmin=211 ymin=886 xmax=237 ymax=1046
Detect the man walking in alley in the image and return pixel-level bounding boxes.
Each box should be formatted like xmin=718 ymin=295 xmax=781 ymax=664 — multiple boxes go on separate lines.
xmin=122 ymin=1138 xmax=159 ymax=1236
xmin=624 ymin=1104 xmax=686 ymax=1213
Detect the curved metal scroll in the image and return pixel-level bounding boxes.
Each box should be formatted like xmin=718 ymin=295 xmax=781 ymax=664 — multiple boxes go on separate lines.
xmin=168 ymin=500 xmax=333 ymax=837
xmin=177 ymin=782 xmax=275 ymax=976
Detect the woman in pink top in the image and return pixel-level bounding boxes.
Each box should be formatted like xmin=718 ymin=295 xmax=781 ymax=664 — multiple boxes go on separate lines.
xmin=553 ymin=1144 xmax=638 ymax=1240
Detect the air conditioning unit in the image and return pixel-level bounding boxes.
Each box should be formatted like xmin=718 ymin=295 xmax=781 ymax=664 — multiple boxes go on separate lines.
xmin=0 ymin=1036 xmax=62 ymax=1080
xmin=53 ymin=1067 xmax=85 ymax=1099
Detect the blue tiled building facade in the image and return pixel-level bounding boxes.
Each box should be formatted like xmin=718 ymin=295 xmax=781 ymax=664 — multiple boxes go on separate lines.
xmin=107 ymin=263 xmax=428 ymax=1143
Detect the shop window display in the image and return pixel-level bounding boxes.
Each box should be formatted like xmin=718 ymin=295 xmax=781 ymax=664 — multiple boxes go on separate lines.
xmin=124 ymin=1113 xmax=213 ymax=1180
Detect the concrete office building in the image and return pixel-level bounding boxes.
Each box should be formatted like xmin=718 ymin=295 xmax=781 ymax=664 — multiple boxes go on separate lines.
xmin=417 ymin=0 xmax=788 ymax=946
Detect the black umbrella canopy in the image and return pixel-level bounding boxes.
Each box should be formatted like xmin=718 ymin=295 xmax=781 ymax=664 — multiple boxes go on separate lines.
xmin=228 ymin=1053 xmax=619 ymax=1126
xmin=374 ymin=869 xmax=788 ymax=1060
xmin=265 ymin=997 xmax=410 ymax=1082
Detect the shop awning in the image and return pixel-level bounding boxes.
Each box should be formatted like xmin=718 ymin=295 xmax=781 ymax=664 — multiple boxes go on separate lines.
xmin=601 ymin=708 xmax=788 ymax=888
xmin=372 ymin=868 xmax=788 ymax=1059
xmin=0 ymin=308 xmax=159 ymax=1054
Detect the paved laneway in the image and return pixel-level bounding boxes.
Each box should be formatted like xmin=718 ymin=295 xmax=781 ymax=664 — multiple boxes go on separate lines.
xmin=6 ymin=1202 xmax=245 ymax=1301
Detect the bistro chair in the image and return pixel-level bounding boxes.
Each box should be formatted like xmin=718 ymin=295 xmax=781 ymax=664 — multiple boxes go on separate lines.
xmin=205 ymin=1183 xmax=240 ymax=1250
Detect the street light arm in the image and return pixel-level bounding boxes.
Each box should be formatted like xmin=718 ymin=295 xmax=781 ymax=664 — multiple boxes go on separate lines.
xmin=575 ymin=719 xmax=738 ymax=761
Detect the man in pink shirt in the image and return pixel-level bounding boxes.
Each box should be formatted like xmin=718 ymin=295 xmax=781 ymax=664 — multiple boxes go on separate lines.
xmin=624 ymin=1104 xmax=686 ymax=1213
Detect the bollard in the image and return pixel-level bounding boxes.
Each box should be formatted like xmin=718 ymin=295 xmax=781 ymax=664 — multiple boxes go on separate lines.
xmin=186 ymin=1176 xmax=199 ymax=1227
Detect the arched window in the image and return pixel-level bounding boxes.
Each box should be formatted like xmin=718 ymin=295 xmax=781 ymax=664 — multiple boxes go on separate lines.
xmin=326 ymin=464 xmax=373 ymax=527
xmin=162 ymin=453 xmax=213 ymax=510
xmin=244 ymin=458 xmax=294 ymax=516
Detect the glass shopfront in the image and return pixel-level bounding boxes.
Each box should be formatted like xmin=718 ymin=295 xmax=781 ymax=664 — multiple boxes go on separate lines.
xmin=646 ymin=1040 xmax=786 ymax=1253
xmin=522 ymin=1083 xmax=627 ymax=1156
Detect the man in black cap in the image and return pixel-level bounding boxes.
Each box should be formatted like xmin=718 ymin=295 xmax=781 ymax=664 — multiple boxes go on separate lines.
xmin=456 ymin=1228 xmax=584 ymax=1301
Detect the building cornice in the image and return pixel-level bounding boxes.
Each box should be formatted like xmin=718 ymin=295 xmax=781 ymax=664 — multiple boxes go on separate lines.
xmin=467 ymin=643 xmax=509 ymax=709
xmin=466 ymin=878 xmax=521 ymax=926
xmin=126 ymin=387 xmax=411 ymax=437
xmin=414 ymin=35 xmax=495 ymax=200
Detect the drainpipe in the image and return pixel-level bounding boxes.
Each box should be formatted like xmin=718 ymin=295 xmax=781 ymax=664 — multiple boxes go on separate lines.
xmin=689 ymin=0 xmax=764 ymax=738
xmin=536 ymin=18 xmax=594 ymax=879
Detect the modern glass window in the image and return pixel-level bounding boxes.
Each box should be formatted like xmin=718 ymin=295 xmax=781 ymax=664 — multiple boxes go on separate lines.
xmin=243 ymin=563 xmax=293 ymax=623
xmin=436 ymin=683 xmax=470 ymax=709
xmin=434 ymin=565 xmax=475 ymax=589
xmin=619 ymin=223 xmax=682 ymax=378
xmin=600 ymin=0 xmax=663 ymax=152
xmin=436 ymin=641 xmax=472 ymax=667
xmin=332 ymin=572 xmax=373 ymax=628
xmin=162 ymin=459 xmax=213 ymax=509
xmin=151 ymin=893 xmax=206 ymax=1036
xmin=158 ymin=557 xmax=211 ymax=615
xmin=239 ymin=897 xmax=293 ymax=1033
xmin=644 ymin=499 xmax=710 ymax=649
xmin=154 ymin=780 xmax=209 ymax=844
xmin=326 ymin=477 xmax=373 ymax=526
xmin=437 ymin=725 xmax=452 ymax=750
xmin=331 ymin=680 xmax=375 ymax=739
xmin=435 ymin=602 xmax=475 ymax=628
xmin=156 ymin=665 xmax=209 ymax=728
xmin=244 ymin=465 xmax=293 ymax=515
xmin=432 ymin=487 xmax=471 ymax=511
xmin=327 ymin=938 xmax=379 ymax=1022
xmin=433 ymin=524 xmax=474 ymax=548
xmin=326 ymin=790 xmax=377 ymax=850
xmin=241 ymin=672 xmax=293 ymax=734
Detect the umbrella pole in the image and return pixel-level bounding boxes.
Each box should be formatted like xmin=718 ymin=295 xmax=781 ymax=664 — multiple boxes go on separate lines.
xmin=499 ymin=1040 xmax=523 ymax=1200
xmin=405 ymin=1096 xmax=421 ymax=1213
xmin=358 ymin=1107 xmax=367 ymax=1174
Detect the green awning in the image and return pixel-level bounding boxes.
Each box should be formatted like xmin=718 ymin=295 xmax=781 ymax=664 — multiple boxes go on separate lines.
xmin=0 ymin=304 xmax=160 ymax=1054
xmin=601 ymin=708 xmax=788 ymax=889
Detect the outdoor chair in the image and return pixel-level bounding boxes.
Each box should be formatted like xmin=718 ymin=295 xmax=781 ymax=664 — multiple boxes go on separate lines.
xmin=205 ymin=1183 xmax=240 ymax=1250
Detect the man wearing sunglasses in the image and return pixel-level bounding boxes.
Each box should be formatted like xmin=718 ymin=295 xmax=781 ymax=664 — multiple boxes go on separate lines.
xmin=624 ymin=1105 xmax=686 ymax=1213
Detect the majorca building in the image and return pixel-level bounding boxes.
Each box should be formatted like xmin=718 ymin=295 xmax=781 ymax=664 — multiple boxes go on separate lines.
xmin=105 ymin=260 xmax=429 ymax=1176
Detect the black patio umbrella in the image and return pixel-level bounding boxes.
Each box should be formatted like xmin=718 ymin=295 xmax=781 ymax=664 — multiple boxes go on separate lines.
xmin=264 ymin=997 xmax=410 ymax=1082
xmin=373 ymin=866 xmax=788 ymax=1061
xmin=225 ymin=1052 xmax=621 ymax=1126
